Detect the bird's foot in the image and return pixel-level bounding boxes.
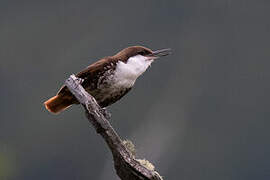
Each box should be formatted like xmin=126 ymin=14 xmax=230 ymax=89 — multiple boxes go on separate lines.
xmin=101 ymin=107 xmax=111 ymax=119
xmin=76 ymin=77 xmax=84 ymax=84
xmin=73 ymin=77 xmax=84 ymax=89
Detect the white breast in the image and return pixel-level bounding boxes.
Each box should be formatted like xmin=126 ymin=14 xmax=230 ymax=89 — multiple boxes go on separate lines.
xmin=113 ymin=55 xmax=153 ymax=88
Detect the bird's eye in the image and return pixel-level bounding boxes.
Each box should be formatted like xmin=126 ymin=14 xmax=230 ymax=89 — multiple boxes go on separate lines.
xmin=138 ymin=51 xmax=145 ymax=55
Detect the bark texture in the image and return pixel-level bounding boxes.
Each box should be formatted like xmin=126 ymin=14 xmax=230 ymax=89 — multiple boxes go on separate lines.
xmin=65 ymin=75 xmax=162 ymax=180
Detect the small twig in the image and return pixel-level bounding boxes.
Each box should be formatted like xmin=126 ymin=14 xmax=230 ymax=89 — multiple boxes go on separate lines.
xmin=65 ymin=74 xmax=162 ymax=180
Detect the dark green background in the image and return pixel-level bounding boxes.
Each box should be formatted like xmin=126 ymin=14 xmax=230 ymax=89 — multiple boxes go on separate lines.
xmin=1 ymin=0 xmax=269 ymax=179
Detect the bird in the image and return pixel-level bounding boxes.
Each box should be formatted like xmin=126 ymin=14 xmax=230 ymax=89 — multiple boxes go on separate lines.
xmin=44 ymin=46 xmax=171 ymax=114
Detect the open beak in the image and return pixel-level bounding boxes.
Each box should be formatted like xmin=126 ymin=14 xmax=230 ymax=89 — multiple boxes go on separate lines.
xmin=148 ymin=48 xmax=172 ymax=59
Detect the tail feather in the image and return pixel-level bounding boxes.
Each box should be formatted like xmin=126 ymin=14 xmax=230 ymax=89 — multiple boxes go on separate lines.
xmin=44 ymin=95 xmax=72 ymax=114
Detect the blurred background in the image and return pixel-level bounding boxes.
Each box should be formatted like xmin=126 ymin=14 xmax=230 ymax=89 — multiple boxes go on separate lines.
xmin=1 ymin=0 xmax=270 ymax=179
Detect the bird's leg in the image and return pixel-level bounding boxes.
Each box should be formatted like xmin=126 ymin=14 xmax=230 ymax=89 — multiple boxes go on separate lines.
xmin=76 ymin=77 xmax=84 ymax=84
xmin=73 ymin=77 xmax=84 ymax=89
xmin=100 ymin=107 xmax=111 ymax=119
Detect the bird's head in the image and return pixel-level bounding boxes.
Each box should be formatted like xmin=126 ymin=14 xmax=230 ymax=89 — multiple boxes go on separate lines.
xmin=113 ymin=46 xmax=171 ymax=81
xmin=115 ymin=46 xmax=171 ymax=63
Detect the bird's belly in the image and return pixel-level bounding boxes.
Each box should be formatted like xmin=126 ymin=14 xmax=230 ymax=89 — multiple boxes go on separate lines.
xmin=91 ymin=87 xmax=131 ymax=107
xmin=86 ymin=79 xmax=132 ymax=107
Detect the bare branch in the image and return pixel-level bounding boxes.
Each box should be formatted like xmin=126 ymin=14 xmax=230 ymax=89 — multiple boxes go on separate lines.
xmin=65 ymin=74 xmax=163 ymax=180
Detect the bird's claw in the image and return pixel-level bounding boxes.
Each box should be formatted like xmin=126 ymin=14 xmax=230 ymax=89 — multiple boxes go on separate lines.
xmin=101 ymin=107 xmax=111 ymax=119
xmin=76 ymin=77 xmax=84 ymax=84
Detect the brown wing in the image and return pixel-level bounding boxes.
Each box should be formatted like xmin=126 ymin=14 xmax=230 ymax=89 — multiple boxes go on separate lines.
xmin=57 ymin=57 xmax=117 ymax=97
xmin=77 ymin=57 xmax=116 ymax=88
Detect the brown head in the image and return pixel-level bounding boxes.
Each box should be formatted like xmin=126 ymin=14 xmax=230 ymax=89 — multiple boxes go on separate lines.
xmin=114 ymin=46 xmax=171 ymax=63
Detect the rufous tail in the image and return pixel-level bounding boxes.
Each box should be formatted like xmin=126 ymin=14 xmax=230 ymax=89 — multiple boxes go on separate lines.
xmin=44 ymin=95 xmax=72 ymax=114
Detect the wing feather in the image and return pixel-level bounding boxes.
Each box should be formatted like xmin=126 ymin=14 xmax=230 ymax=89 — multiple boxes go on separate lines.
xmin=57 ymin=57 xmax=116 ymax=96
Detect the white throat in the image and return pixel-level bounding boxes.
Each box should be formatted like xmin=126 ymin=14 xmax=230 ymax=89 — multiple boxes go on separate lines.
xmin=114 ymin=55 xmax=153 ymax=87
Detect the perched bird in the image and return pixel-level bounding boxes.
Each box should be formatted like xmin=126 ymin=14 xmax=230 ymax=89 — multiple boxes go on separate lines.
xmin=44 ymin=46 xmax=171 ymax=114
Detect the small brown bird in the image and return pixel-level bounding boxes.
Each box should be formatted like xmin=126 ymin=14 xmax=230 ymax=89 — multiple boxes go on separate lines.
xmin=44 ymin=46 xmax=171 ymax=114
